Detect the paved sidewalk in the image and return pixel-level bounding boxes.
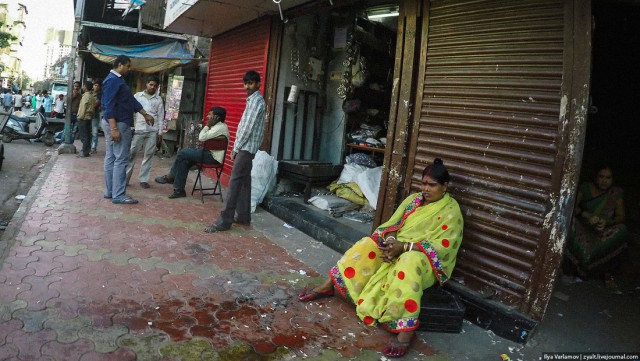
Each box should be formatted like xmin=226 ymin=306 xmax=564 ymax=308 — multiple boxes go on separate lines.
xmin=0 ymin=149 xmax=450 ymax=361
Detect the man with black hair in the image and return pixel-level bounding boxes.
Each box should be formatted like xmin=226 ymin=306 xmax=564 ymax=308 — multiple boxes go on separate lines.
xmin=102 ymin=54 xmax=154 ymax=205
xmin=205 ymin=70 xmax=265 ymax=232
xmin=126 ymin=74 xmax=165 ymax=189
xmin=76 ymin=82 xmax=96 ymax=157
xmin=155 ymin=106 xmax=229 ymax=199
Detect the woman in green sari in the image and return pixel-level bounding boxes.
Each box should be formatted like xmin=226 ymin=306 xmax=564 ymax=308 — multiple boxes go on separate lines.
xmin=566 ymin=164 xmax=627 ymax=289
xmin=298 ymin=158 xmax=464 ymax=358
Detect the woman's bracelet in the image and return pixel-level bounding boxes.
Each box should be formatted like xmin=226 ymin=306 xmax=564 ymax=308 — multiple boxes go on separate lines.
xmin=409 ymin=243 xmax=414 ymax=252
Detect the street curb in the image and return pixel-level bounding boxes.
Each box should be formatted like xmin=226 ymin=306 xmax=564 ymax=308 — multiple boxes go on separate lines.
xmin=0 ymin=148 xmax=58 ymax=263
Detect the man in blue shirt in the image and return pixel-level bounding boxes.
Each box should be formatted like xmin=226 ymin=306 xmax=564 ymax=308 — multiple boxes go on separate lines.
xmin=102 ymin=55 xmax=154 ymax=204
xmin=205 ymin=70 xmax=265 ymax=232
xmin=3 ymin=90 xmax=13 ymax=112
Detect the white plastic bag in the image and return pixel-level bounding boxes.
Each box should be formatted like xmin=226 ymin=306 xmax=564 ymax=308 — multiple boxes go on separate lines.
xmin=355 ymin=166 xmax=382 ymax=210
xmin=251 ymin=151 xmax=278 ymax=212
xmin=337 ymin=163 xmax=369 ymax=184
xmin=308 ymin=194 xmax=353 ymax=211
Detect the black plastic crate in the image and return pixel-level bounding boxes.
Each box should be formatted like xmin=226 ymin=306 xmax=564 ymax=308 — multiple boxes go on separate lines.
xmin=418 ymin=287 xmax=466 ymax=333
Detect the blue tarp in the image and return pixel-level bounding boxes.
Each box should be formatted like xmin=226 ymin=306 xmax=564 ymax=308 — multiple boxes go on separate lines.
xmin=87 ymin=40 xmax=199 ymax=73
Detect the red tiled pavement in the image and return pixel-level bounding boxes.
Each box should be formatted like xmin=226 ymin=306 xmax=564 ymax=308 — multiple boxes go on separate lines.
xmin=0 ymin=148 xmax=442 ymax=361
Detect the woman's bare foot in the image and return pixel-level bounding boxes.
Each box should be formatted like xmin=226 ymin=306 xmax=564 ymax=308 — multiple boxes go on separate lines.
xmin=297 ymin=278 xmax=335 ymax=302
xmin=382 ymin=331 xmax=416 ymax=358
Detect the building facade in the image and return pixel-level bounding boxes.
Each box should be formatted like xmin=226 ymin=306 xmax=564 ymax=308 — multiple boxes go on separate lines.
xmin=0 ymin=1 xmax=27 ymax=87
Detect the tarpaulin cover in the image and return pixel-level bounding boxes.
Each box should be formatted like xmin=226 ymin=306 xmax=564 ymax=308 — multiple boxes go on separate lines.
xmin=87 ymin=40 xmax=198 ymax=73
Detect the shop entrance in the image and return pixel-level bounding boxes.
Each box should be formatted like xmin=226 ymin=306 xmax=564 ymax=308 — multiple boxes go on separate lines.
xmin=537 ymin=0 xmax=640 ymax=353
xmin=270 ymin=3 xmax=399 ymax=236
xmin=578 ymin=0 xmax=640 ymax=283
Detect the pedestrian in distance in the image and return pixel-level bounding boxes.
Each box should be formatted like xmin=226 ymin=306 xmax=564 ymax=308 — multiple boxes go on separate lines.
xmin=125 ymin=74 xmax=165 ymax=189
xmin=3 ymin=89 xmax=13 ymax=112
xmin=13 ymin=90 xmax=22 ymax=112
xmin=53 ymin=94 xmax=65 ymax=119
xmin=155 ymin=106 xmax=230 ymax=198
xmin=102 ymin=54 xmax=154 ymax=205
xmin=76 ymin=82 xmax=96 ymax=157
xmin=38 ymin=90 xmax=52 ymax=115
xmin=90 ymin=80 xmax=102 ymax=154
xmin=69 ymin=81 xmax=82 ymax=141
xmin=204 ymin=70 xmax=266 ymax=232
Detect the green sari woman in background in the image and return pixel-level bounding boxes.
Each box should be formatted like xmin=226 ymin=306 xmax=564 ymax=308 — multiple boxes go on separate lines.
xmin=298 ymin=158 xmax=464 ymax=358
xmin=566 ymin=164 xmax=627 ymax=289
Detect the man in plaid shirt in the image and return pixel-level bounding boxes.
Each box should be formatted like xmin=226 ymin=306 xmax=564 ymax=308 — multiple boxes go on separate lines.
xmin=205 ymin=70 xmax=266 ymax=233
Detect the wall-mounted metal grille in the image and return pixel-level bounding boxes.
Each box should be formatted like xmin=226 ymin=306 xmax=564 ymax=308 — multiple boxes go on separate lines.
xmin=411 ymin=0 xmax=566 ymax=314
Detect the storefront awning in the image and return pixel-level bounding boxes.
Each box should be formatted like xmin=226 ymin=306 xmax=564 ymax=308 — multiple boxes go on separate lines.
xmin=85 ymin=40 xmax=203 ymax=73
xmin=163 ymin=0 xmax=311 ymax=37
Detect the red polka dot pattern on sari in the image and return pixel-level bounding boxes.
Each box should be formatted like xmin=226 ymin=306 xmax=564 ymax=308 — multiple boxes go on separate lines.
xmin=364 ymin=316 xmax=374 ymax=325
xmin=358 ymin=299 xmax=364 ymax=305
xmin=405 ymin=299 xmax=418 ymax=313
xmin=442 ymin=224 xmax=448 ymax=230
xmin=442 ymin=239 xmax=450 ymax=248
xmin=398 ymin=271 xmax=405 ymax=280
xmin=344 ymin=267 xmax=356 ymax=279
xmin=368 ymin=251 xmax=376 ymax=259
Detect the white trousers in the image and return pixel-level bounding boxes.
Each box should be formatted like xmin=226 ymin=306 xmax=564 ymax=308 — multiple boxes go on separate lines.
xmin=125 ymin=131 xmax=157 ymax=184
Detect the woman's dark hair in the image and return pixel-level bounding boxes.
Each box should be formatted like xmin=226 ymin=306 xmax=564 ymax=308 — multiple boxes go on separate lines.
xmin=243 ymin=70 xmax=261 ymax=83
xmin=209 ymin=106 xmax=227 ymax=123
xmin=421 ymin=158 xmax=450 ymax=184
xmin=113 ymin=55 xmax=131 ymax=69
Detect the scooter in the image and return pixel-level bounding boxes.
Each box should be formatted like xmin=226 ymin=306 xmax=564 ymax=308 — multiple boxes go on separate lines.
xmin=1 ymin=111 xmax=55 ymax=146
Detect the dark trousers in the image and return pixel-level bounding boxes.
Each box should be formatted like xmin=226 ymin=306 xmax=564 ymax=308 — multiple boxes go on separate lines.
xmin=169 ymin=148 xmax=217 ymax=192
xmin=216 ymin=150 xmax=254 ymax=228
xmin=77 ymin=119 xmax=92 ymax=156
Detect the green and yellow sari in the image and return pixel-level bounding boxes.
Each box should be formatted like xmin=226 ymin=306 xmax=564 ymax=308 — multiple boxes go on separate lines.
xmin=329 ymin=192 xmax=463 ymax=332
xmin=567 ymin=184 xmax=627 ymax=276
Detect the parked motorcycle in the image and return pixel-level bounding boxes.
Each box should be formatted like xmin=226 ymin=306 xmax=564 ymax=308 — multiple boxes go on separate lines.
xmin=1 ymin=111 xmax=55 ymax=146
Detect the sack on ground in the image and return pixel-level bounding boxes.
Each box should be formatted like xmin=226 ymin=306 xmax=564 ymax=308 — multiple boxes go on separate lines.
xmin=250 ymin=150 xmax=278 ymax=213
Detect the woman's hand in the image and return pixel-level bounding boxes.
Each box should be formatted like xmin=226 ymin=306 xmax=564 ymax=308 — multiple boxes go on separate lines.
xmin=379 ymin=235 xmax=404 ymax=263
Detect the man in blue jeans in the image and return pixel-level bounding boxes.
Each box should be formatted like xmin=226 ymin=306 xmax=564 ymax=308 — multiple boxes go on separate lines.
xmin=102 ymin=55 xmax=154 ymax=204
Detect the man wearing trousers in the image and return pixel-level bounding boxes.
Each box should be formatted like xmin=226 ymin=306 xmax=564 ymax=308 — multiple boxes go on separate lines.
xmin=125 ymin=75 xmax=165 ymax=189
xmin=102 ymin=55 xmax=154 ymax=205
xmin=205 ymin=70 xmax=265 ymax=232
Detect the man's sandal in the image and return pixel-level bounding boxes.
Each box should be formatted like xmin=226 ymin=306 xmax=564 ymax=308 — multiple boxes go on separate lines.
xmin=382 ymin=334 xmax=417 ymax=358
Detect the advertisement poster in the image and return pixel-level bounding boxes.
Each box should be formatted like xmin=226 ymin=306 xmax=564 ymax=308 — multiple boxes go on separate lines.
xmin=162 ymin=75 xmax=184 ymax=132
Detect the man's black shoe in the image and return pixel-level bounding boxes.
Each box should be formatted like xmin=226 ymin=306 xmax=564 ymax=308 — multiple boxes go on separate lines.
xmin=168 ymin=190 xmax=187 ymax=199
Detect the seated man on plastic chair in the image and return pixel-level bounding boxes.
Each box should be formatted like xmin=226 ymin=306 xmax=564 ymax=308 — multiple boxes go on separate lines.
xmin=155 ymin=106 xmax=230 ymax=199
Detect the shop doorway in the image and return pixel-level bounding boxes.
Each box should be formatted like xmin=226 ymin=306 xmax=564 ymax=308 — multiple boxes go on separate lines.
xmin=270 ymin=3 xmax=399 ymax=237
xmin=535 ymin=0 xmax=640 ymax=353
xmin=582 ymin=0 xmax=640 ymax=277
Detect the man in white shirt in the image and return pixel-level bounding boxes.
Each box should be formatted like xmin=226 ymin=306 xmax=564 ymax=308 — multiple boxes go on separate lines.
xmin=125 ymin=75 xmax=165 ymax=188
xmin=155 ymin=106 xmax=229 ymax=199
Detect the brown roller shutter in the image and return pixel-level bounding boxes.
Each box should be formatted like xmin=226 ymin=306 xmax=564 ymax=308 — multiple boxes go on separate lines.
xmin=204 ymin=19 xmax=271 ymax=179
xmin=404 ymin=0 xmax=589 ymax=320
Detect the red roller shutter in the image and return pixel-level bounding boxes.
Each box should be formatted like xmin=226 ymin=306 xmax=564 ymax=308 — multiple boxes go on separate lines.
xmin=204 ymin=19 xmax=271 ymax=182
